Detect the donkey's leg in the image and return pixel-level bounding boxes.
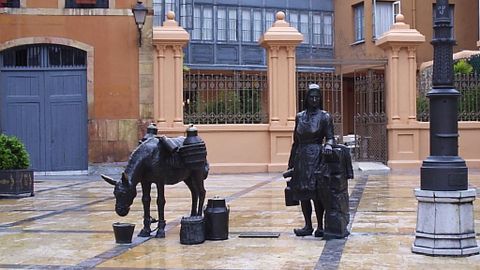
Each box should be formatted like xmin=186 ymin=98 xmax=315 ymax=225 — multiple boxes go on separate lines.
xmin=138 ymin=182 xmax=152 ymax=237
xmin=193 ymin=174 xmax=206 ymax=217
xmin=184 ymin=178 xmax=199 ymax=216
xmin=155 ymin=184 xmax=166 ymax=238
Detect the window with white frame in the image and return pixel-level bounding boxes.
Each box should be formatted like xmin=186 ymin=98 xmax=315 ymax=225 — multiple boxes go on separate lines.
xmin=242 ymin=9 xmax=252 ymax=42
xmin=373 ymin=1 xmax=398 ymax=38
xmin=180 ymin=0 xmax=192 ymax=28
xmin=354 ymin=4 xmax=365 ymax=42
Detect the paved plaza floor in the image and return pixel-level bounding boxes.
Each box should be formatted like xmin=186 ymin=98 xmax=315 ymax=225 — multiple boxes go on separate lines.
xmin=0 ymin=169 xmax=479 ymax=269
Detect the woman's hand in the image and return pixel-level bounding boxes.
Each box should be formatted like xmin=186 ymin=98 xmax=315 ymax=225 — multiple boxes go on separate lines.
xmin=323 ymin=144 xmax=333 ymax=155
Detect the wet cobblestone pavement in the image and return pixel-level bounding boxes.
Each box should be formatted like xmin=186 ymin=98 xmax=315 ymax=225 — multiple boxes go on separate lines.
xmin=0 ymin=171 xmax=479 ymax=269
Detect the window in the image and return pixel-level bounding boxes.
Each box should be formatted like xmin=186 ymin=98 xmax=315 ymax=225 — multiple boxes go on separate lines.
xmin=65 ymin=0 xmax=108 ymax=8
xmin=217 ymin=8 xmax=227 ymax=41
xmin=228 ymin=10 xmax=237 ymax=41
xmin=242 ymin=10 xmax=251 ymax=42
xmin=354 ymin=4 xmax=365 ymax=42
xmin=0 ymin=0 xmax=20 ymax=8
xmin=373 ymin=1 xmax=396 ymax=38
xmin=393 ymin=1 xmax=401 ymax=21
xmin=253 ymin=10 xmax=263 ymax=42
xmin=191 ymin=5 xmax=213 ymax=41
xmin=299 ymin=13 xmax=309 ymax=44
xmin=289 ymin=11 xmax=298 ymax=29
xmin=313 ymin=14 xmax=322 ymax=45
xmin=192 ymin=6 xmax=201 ymax=39
xmin=165 ymin=0 xmax=175 ymax=19
xmin=265 ymin=11 xmax=275 ymax=31
xmin=179 ymin=0 xmax=192 ymax=28
xmin=202 ymin=7 xmax=213 ymax=40
xmin=153 ymin=0 xmax=191 ymax=28
xmin=323 ymin=14 xmax=333 ymax=46
xmin=433 ymin=3 xmax=454 ymax=38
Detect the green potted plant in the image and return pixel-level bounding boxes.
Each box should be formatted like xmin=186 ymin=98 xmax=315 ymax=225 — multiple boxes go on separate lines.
xmin=0 ymin=134 xmax=34 ymax=196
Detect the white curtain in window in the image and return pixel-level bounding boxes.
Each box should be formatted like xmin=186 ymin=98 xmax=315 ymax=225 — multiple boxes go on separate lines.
xmin=192 ymin=6 xmax=201 ymax=40
xmin=313 ymin=14 xmax=321 ymax=45
xmin=375 ymin=2 xmax=393 ymax=38
xmin=242 ymin=10 xmax=251 ymax=42
xmin=323 ymin=14 xmax=332 ymax=46
xmin=300 ymin=13 xmax=309 ymax=44
xmin=203 ymin=7 xmax=213 ymax=40
xmin=218 ymin=9 xmax=227 ymax=41
xmin=229 ymin=10 xmax=237 ymax=41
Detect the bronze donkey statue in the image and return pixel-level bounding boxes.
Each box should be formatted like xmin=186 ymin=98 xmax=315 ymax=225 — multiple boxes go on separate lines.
xmin=102 ymin=127 xmax=208 ymax=238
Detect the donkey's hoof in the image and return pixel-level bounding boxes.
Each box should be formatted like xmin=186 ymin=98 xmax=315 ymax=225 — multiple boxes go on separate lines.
xmin=138 ymin=229 xmax=151 ymax=237
xmin=155 ymin=230 xmax=166 ymax=238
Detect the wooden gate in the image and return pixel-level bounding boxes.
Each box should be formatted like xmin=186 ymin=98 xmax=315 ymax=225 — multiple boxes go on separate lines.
xmin=0 ymin=44 xmax=88 ymax=171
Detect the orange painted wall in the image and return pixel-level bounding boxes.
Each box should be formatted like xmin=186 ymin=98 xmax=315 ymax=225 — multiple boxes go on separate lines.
xmin=0 ymin=14 xmax=140 ymax=119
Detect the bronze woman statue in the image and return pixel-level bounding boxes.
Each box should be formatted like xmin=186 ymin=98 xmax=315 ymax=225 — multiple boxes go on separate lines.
xmin=287 ymin=83 xmax=334 ymax=237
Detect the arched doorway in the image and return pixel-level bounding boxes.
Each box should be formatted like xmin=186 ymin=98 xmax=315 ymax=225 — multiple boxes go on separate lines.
xmin=0 ymin=44 xmax=88 ymax=171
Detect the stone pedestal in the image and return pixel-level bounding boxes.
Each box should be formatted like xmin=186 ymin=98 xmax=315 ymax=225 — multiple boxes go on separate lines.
xmin=412 ymin=188 xmax=479 ymax=256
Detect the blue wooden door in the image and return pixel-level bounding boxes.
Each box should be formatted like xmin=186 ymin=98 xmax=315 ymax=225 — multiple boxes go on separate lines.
xmin=0 ymin=45 xmax=87 ymax=171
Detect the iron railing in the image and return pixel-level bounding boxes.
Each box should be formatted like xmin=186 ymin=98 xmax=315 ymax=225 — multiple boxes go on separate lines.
xmin=296 ymin=72 xmax=343 ymax=139
xmin=183 ymin=71 xmax=268 ymax=124
xmin=417 ymin=72 xmax=480 ymax=122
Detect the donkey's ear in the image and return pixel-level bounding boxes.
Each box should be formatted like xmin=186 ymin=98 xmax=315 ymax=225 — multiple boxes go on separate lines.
xmin=121 ymin=172 xmax=129 ymax=185
xmin=101 ymin=174 xmax=117 ymax=186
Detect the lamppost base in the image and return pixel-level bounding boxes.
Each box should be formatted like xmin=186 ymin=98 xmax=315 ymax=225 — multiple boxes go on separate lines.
xmin=412 ymin=188 xmax=479 ymax=256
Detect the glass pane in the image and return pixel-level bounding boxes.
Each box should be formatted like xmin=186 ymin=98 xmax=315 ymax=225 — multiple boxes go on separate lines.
xmin=192 ymin=6 xmax=201 ymax=39
xmin=242 ymin=10 xmax=251 ymax=42
xmin=228 ymin=9 xmax=237 ymax=41
xmin=203 ymin=7 xmax=213 ymax=40
xmin=300 ymin=13 xmax=309 ymax=43
xmin=313 ymin=14 xmax=321 ymax=45
xmin=323 ymin=14 xmax=332 ymax=46
xmin=253 ymin=10 xmax=262 ymax=42
xmin=217 ymin=9 xmax=227 ymax=41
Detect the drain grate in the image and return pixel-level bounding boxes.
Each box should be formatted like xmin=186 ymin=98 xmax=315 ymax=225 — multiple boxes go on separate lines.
xmin=238 ymin=232 xmax=280 ymax=238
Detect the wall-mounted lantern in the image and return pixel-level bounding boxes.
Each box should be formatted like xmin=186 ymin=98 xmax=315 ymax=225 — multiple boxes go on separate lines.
xmin=132 ymin=1 xmax=148 ymax=47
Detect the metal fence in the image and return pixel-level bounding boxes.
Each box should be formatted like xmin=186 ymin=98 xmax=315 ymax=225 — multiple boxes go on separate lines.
xmin=417 ymin=71 xmax=480 ymax=122
xmin=183 ymin=71 xmax=269 ymax=124
xmin=296 ymin=72 xmax=343 ymax=138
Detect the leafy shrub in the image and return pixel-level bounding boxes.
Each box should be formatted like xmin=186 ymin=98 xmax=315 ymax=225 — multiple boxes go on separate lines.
xmin=468 ymin=54 xmax=480 ymax=74
xmin=0 ymin=134 xmax=30 ymax=170
xmin=454 ymin=59 xmax=473 ymax=75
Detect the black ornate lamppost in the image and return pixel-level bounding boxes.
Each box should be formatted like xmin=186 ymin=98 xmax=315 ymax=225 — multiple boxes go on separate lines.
xmin=412 ymin=0 xmax=479 ymax=256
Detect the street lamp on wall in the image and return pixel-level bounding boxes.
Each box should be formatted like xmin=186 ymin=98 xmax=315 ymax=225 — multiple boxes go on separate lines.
xmin=132 ymin=0 xmax=148 ymax=47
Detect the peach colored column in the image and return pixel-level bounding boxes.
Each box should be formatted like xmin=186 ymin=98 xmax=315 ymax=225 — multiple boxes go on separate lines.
xmin=260 ymin=12 xmax=303 ymax=172
xmin=376 ymin=14 xmax=425 ymax=169
xmin=152 ymin=11 xmax=189 ymax=129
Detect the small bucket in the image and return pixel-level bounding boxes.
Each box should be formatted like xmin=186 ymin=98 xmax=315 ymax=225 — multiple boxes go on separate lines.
xmin=180 ymin=216 xmax=205 ymax=245
xmin=112 ymin=222 xmax=135 ymax=244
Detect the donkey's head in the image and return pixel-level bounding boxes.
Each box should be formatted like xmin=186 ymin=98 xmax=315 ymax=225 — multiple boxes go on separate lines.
xmin=102 ymin=172 xmax=137 ymax=217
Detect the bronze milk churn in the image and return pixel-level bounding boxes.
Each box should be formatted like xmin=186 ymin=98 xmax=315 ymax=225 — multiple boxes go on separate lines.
xmin=179 ymin=125 xmax=207 ymax=169
xmin=204 ymin=196 xmax=229 ymax=240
